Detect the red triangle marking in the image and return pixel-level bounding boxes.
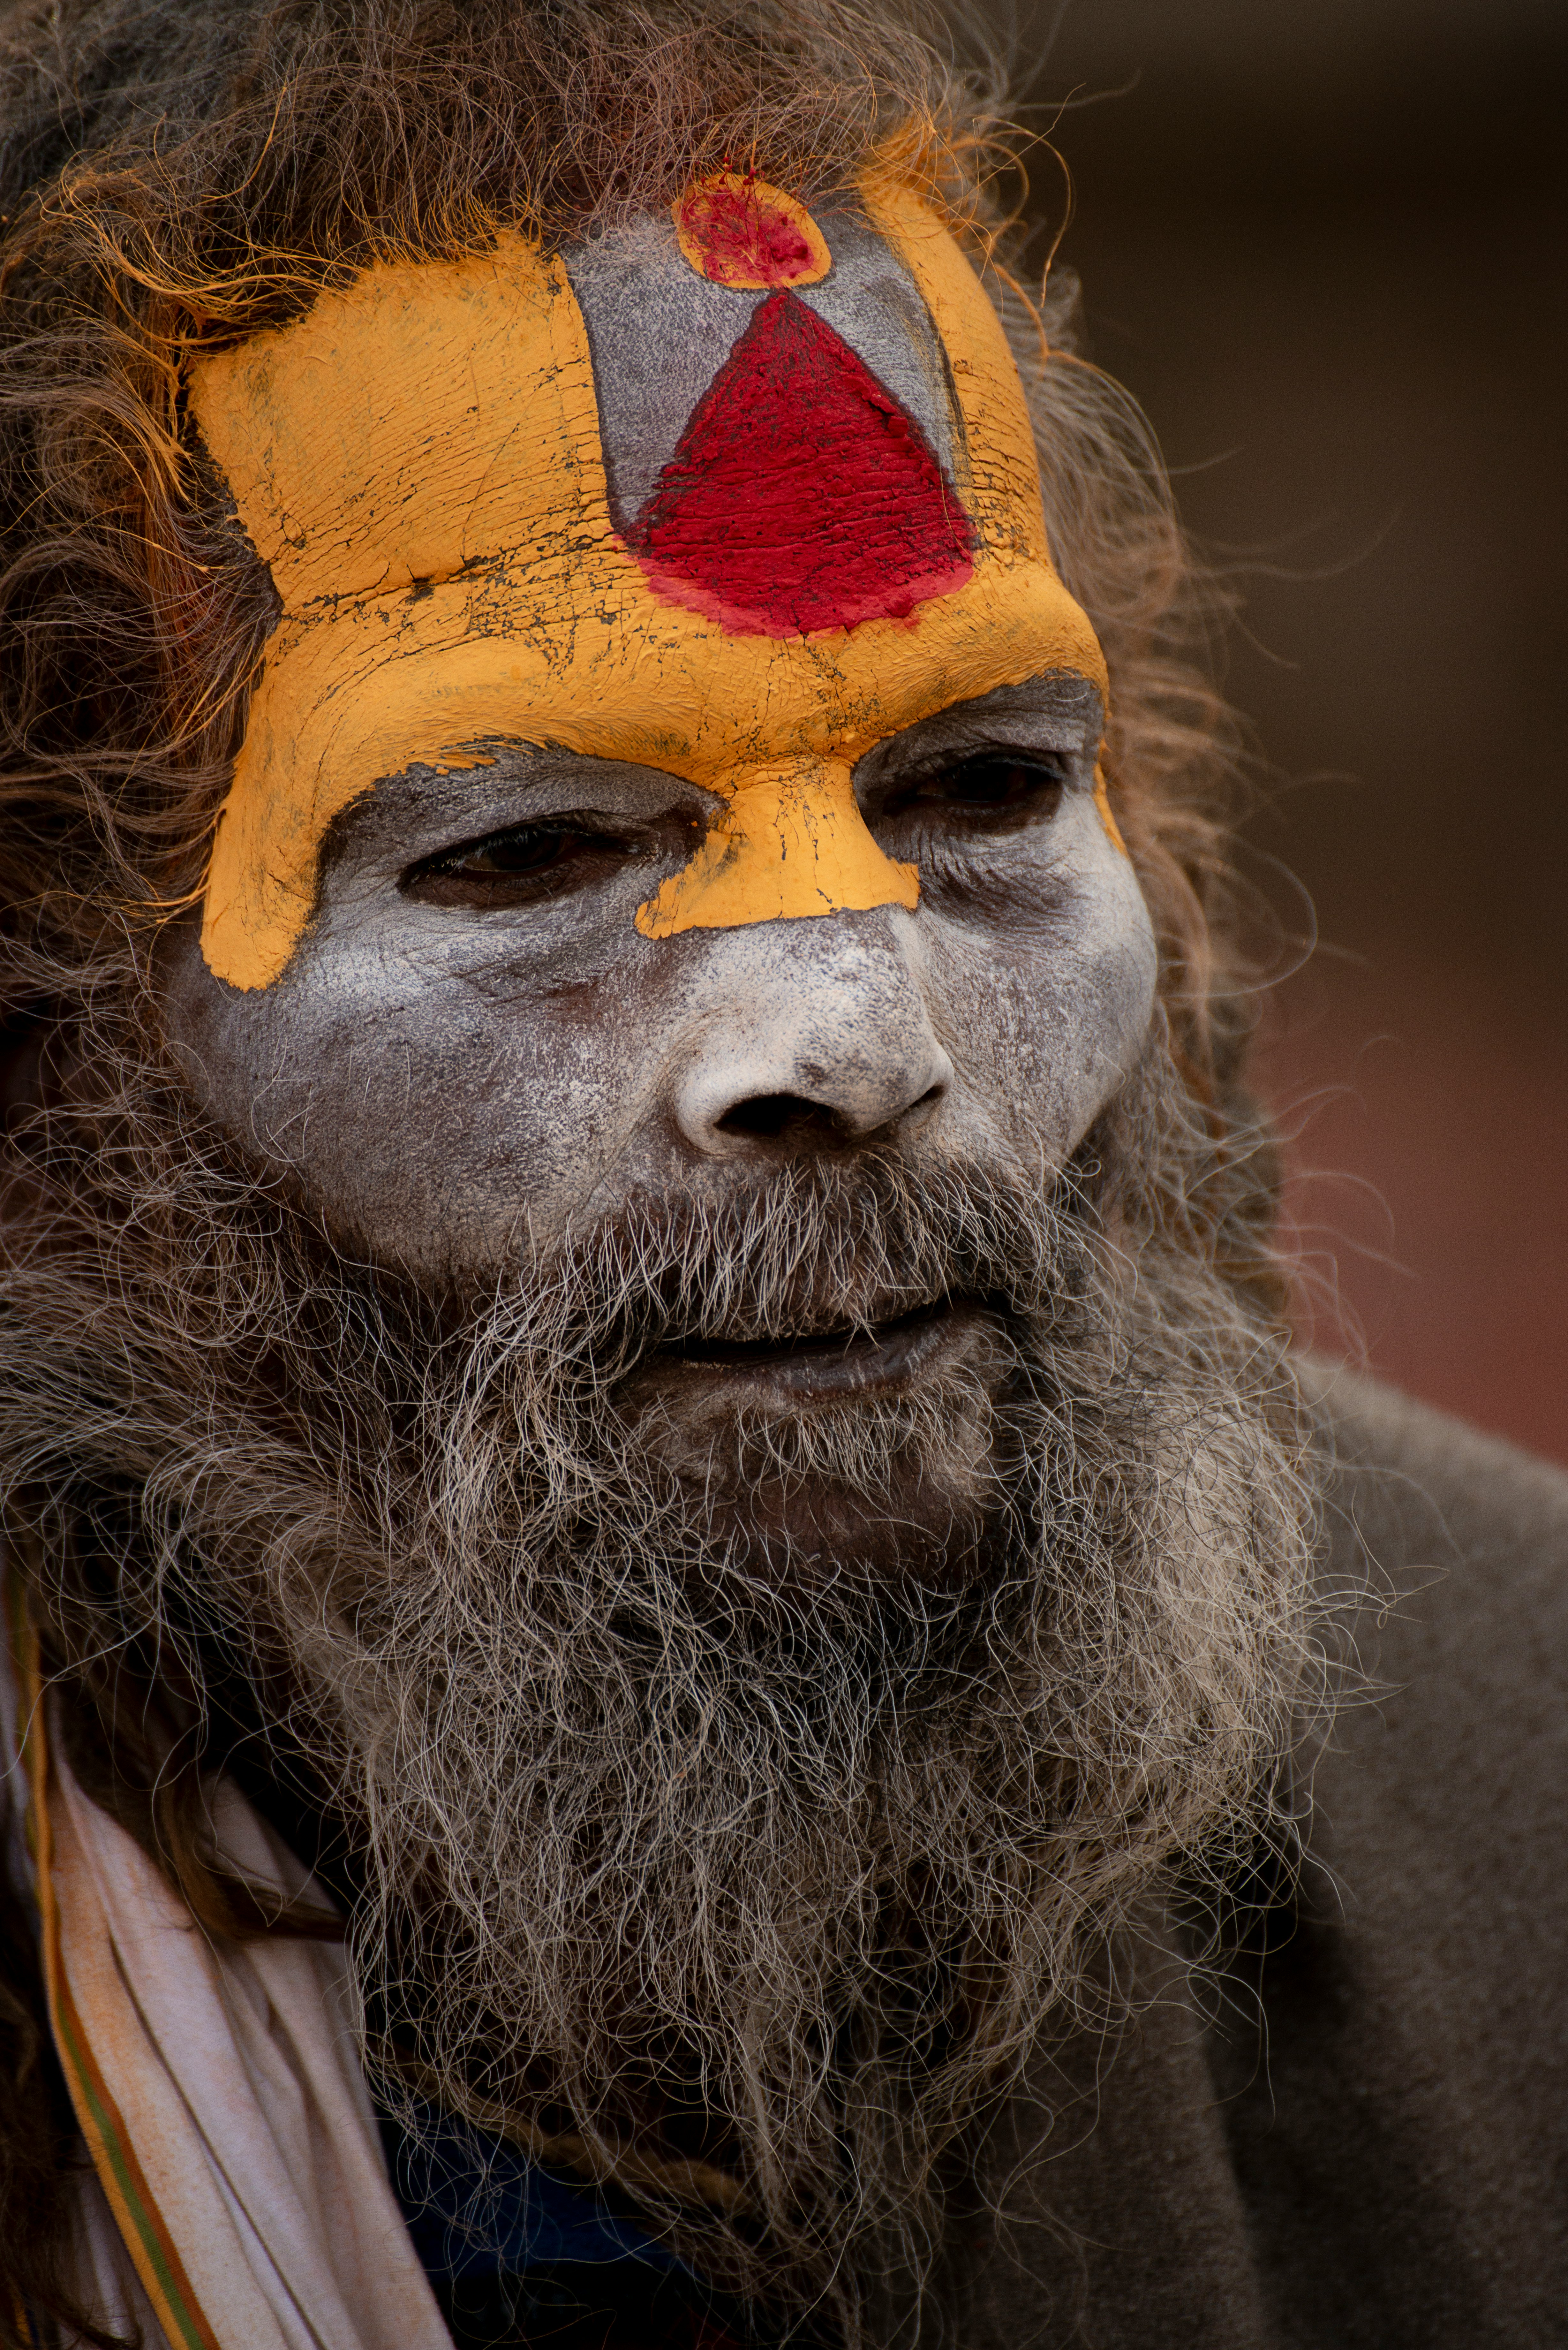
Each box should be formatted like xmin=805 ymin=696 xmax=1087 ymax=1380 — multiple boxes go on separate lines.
xmin=622 ymin=292 xmax=974 ymax=638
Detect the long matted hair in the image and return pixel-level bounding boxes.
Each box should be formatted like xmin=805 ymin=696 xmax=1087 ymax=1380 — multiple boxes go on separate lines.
xmin=0 ymin=3 xmax=1293 ymax=2339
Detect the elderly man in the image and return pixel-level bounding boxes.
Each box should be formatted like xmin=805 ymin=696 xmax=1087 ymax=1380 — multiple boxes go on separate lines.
xmin=0 ymin=2 xmax=1562 ymax=2346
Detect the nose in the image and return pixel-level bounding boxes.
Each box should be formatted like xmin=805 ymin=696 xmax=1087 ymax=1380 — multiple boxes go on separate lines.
xmin=673 ymin=916 xmax=954 ymax=1157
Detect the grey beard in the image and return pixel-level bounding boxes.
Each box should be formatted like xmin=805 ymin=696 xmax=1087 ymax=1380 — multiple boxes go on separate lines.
xmin=0 ymin=1040 xmax=1320 ymax=2335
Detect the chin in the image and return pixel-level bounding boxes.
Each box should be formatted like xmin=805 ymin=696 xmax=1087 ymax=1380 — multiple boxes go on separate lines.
xmin=690 ymin=1458 xmax=995 ymax=1599
xmin=618 ymin=1349 xmax=1015 ymax=1603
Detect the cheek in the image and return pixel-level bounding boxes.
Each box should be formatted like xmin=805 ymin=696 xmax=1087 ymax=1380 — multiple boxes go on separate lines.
xmin=922 ymin=850 xmax=1157 ymax=1161
xmin=164 ymin=924 xmax=671 ymax=1273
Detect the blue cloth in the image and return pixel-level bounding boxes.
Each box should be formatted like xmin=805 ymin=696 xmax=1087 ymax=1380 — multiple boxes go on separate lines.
xmin=381 ymin=2104 xmax=686 ymax=2284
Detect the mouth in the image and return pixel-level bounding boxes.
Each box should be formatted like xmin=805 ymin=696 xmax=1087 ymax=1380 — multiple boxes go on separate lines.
xmin=658 ymin=1297 xmax=985 ymax=1401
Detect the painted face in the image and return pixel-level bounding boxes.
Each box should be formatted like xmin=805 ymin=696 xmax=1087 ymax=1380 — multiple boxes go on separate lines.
xmin=166 ymin=174 xmax=1157 ymax=1291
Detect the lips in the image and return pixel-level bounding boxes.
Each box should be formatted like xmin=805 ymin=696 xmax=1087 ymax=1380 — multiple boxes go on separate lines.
xmin=659 ymin=1297 xmax=984 ymax=1401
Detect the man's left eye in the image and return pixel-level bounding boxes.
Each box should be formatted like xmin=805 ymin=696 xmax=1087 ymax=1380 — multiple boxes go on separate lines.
xmin=897 ymin=754 xmax=1067 ymax=817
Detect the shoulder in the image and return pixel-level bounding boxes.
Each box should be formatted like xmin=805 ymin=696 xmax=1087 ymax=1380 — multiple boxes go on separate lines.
xmin=1309 ymin=1358 xmax=1568 ymax=1586
xmin=1195 ymin=1371 xmax=1568 ymax=2342
xmin=1293 ymin=1364 xmax=1568 ymax=2120
xmin=1306 ymin=1361 xmax=1568 ymax=1740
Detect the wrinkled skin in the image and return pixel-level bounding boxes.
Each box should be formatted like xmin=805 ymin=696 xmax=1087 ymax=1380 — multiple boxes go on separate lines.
xmin=166 ymin=666 xmax=1156 ymax=1582
xmin=165 ymin=670 xmax=1157 ymax=1285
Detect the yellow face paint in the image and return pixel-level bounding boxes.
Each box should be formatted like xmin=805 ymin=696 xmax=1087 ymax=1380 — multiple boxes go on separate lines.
xmin=189 ymin=181 xmax=1109 ymax=992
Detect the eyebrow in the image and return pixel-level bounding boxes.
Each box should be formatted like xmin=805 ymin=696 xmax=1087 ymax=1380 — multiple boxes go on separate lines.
xmin=372 ymin=739 xmax=545 ymax=787
xmin=879 ymin=670 xmax=1105 ymax=759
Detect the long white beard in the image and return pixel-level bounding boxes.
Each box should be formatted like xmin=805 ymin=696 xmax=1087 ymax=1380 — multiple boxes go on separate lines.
xmin=0 ymin=1042 xmax=1319 ymax=2335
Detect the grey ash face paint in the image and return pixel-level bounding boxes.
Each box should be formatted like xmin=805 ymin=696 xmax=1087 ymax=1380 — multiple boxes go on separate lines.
xmin=163 ymin=671 xmax=1157 ymax=1283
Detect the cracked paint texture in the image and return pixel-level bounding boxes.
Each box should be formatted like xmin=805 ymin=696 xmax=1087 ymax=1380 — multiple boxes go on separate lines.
xmin=188 ymin=178 xmax=1108 ymax=991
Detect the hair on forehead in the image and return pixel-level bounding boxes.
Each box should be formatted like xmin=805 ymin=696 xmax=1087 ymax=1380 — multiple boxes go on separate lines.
xmin=0 ymin=0 xmax=974 ymax=286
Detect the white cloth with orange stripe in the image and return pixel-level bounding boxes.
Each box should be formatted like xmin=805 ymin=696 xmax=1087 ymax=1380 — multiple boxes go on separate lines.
xmin=0 ymin=1601 xmax=450 ymax=2350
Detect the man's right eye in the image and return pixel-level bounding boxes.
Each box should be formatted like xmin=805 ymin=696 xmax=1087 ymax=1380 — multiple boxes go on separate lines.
xmin=403 ymin=822 xmax=624 ymax=905
xmin=444 ymin=825 xmax=582 ymax=876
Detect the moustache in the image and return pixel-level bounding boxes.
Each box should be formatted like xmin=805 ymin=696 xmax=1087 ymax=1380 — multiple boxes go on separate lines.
xmin=485 ymin=1147 xmax=1090 ymax=1375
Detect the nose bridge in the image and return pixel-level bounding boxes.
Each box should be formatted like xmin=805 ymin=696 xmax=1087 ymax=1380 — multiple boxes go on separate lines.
xmin=635 ymin=753 xmax=917 ymax=941
xmin=673 ymin=912 xmax=954 ymax=1152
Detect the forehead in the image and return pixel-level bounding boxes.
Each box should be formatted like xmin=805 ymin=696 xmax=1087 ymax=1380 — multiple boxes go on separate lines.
xmin=193 ymin=183 xmax=978 ymax=633
xmin=189 ymin=178 xmax=1107 ymax=989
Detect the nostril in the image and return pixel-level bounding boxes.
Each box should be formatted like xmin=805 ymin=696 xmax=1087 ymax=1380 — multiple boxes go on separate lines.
xmin=712 ymin=1080 xmax=946 ymax=1146
xmin=714 ymin=1091 xmax=827 ymax=1141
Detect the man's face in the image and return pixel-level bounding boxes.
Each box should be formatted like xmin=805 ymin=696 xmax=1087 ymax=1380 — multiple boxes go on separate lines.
xmin=163 ymin=177 xmax=1157 ymax=1572
xmin=168 ymin=674 xmax=1153 ymax=1265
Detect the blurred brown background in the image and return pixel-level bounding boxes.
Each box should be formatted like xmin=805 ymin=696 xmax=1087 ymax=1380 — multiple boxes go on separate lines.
xmin=1021 ymin=0 xmax=1567 ymax=1461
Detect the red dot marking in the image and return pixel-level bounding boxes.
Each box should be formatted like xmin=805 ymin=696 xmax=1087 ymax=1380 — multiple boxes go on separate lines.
xmin=675 ymin=180 xmax=818 ymax=289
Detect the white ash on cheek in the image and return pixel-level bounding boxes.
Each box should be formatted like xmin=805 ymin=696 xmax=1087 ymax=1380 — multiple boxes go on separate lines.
xmin=161 ymin=769 xmax=1156 ymax=1284
xmin=162 ymin=909 xmax=676 ymax=1276
xmin=918 ymin=814 xmax=1160 ymax=1170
